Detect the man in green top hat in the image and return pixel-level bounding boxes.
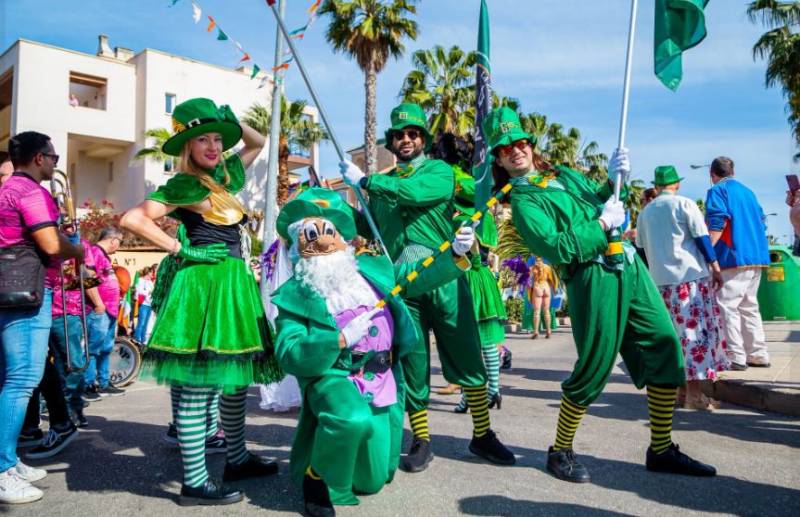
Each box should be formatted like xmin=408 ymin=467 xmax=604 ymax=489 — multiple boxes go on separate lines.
xmin=272 ymin=187 xmax=476 ymax=515
xmin=338 ymin=103 xmax=514 ymax=473
xmin=484 ymin=105 xmax=716 ymax=483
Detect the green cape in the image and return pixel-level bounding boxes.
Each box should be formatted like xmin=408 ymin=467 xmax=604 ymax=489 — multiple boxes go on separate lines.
xmin=147 ymin=154 xmax=245 ymax=207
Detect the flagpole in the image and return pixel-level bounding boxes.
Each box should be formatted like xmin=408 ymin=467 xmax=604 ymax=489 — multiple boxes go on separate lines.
xmin=265 ymin=0 xmax=390 ymax=259
xmin=614 ymin=0 xmax=638 ymax=203
xmin=260 ymin=0 xmax=285 ymax=307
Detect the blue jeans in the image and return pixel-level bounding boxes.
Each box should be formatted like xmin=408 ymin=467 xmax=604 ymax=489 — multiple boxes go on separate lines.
xmin=85 ymin=312 xmax=115 ymax=388
xmin=0 ymin=289 xmax=52 ymax=472
xmin=133 ymin=304 xmax=151 ymax=343
xmin=50 ymin=315 xmax=88 ymax=410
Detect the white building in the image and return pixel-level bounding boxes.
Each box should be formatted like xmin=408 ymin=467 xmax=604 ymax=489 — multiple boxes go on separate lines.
xmin=0 ymin=35 xmax=318 ymax=212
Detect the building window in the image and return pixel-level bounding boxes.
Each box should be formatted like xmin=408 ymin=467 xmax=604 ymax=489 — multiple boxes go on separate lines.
xmin=68 ymin=72 xmax=107 ymax=110
xmin=164 ymin=157 xmax=174 ymax=173
xmin=165 ymin=93 xmax=176 ymax=114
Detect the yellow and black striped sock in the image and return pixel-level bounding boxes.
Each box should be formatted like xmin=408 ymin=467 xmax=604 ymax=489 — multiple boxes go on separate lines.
xmin=553 ymin=395 xmax=587 ymax=451
xmin=409 ymin=409 xmax=430 ymax=441
xmin=464 ymin=386 xmax=491 ymax=438
xmin=305 ymin=465 xmax=322 ymax=480
xmin=647 ymin=385 xmax=676 ymax=454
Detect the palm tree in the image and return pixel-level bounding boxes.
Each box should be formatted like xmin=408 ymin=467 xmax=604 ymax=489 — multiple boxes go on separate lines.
xmin=320 ymin=0 xmax=418 ymax=173
xmin=399 ymin=45 xmax=476 ymax=137
xmin=132 ymin=128 xmax=171 ymax=164
xmin=747 ymin=0 xmax=800 ymax=160
xmin=242 ymin=98 xmax=328 ymax=205
xmin=625 ymin=178 xmax=647 ymax=224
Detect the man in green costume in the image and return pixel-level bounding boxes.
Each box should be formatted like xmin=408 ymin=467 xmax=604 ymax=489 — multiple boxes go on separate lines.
xmin=483 ymin=106 xmax=716 ymax=483
xmin=272 ymin=188 xmax=475 ymax=516
xmin=339 ymin=103 xmax=514 ymax=472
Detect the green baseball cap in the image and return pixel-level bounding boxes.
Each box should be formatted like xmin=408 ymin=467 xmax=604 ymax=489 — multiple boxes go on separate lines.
xmin=384 ymin=103 xmax=433 ymax=152
xmin=481 ymin=106 xmax=536 ymax=155
xmin=162 ymin=98 xmax=242 ymax=157
xmin=276 ymin=187 xmax=357 ymax=244
xmin=652 ymin=165 xmax=684 ymax=186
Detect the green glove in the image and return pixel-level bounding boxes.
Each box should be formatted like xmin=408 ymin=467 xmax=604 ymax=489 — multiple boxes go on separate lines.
xmin=178 ymin=242 xmax=230 ymax=264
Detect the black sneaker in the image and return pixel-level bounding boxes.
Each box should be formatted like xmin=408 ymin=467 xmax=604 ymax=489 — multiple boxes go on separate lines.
xmin=223 ymin=453 xmax=279 ymax=482
xmin=98 ymin=385 xmax=126 ymax=397
xmin=164 ymin=423 xmax=179 ymax=445
xmin=84 ymin=384 xmax=101 ymax=402
xmin=18 ymin=429 xmax=44 ymax=448
xmin=178 ymin=478 xmax=243 ymax=506
xmin=400 ymin=437 xmax=434 ymax=473
xmin=71 ymin=408 xmax=89 ymax=428
xmin=546 ymin=446 xmax=590 ymax=483
xmin=25 ymin=425 xmax=79 ymax=460
xmin=469 ymin=429 xmax=515 ymax=465
xmin=303 ymin=473 xmax=335 ymax=517
xmin=205 ymin=432 xmax=227 ymax=455
xmin=646 ymin=443 xmax=716 ymax=477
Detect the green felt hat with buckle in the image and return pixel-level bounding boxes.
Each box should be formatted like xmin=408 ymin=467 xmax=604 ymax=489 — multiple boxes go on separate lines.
xmin=162 ymin=98 xmax=243 ymax=157
xmin=384 ymin=103 xmax=433 ymax=152
xmin=652 ymin=165 xmax=684 ymax=186
xmin=277 ymin=187 xmax=356 ymax=244
xmin=482 ymin=106 xmax=536 ymax=154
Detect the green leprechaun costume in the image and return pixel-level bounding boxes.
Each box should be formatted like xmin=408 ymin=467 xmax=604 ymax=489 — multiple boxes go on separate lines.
xmin=483 ymin=106 xmax=716 ymax=482
xmin=271 ymin=188 xmax=472 ymax=514
xmin=141 ymin=98 xmax=282 ymax=503
xmin=346 ymin=103 xmax=515 ymax=471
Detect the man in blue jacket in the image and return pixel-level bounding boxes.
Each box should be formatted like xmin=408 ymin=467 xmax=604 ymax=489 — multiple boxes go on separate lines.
xmin=705 ymin=157 xmax=770 ymax=370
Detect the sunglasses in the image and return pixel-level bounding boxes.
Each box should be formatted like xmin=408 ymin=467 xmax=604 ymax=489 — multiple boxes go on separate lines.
xmin=41 ymin=153 xmax=60 ymax=165
xmin=496 ymin=140 xmax=529 ymax=156
xmin=392 ymin=129 xmax=422 ymax=142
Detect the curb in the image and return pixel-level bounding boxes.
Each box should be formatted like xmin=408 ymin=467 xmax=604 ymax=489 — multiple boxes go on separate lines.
xmin=703 ymin=379 xmax=800 ymax=417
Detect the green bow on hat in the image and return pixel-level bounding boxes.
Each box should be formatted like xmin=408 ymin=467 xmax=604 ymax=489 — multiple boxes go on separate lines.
xmin=162 ymin=98 xmax=243 ymax=157
xmin=277 ymin=187 xmax=357 ymax=244
xmin=384 ymin=103 xmax=433 ymax=152
xmin=652 ymin=165 xmax=684 ymax=186
xmin=481 ymin=106 xmax=536 ymax=155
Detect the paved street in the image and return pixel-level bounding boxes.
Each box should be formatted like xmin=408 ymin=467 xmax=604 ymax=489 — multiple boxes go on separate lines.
xmin=10 ymin=326 xmax=800 ymax=516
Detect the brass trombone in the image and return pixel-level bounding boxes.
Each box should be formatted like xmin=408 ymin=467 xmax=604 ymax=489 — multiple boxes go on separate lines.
xmin=50 ymin=169 xmax=91 ymax=373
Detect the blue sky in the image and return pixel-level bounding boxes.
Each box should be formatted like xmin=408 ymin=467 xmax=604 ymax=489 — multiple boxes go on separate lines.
xmin=2 ymin=0 xmax=795 ymax=242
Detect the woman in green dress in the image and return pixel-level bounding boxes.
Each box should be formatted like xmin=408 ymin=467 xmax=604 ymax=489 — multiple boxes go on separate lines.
xmin=121 ymin=98 xmax=282 ymax=506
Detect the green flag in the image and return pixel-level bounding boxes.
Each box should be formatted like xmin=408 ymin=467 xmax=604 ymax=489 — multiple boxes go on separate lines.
xmin=472 ymin=0 xmax=492 ymax=228
xmin=654 ymin=0 xmax=709 ymax=91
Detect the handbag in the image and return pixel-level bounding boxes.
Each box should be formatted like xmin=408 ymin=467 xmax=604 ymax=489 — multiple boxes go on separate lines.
xmin=0 ymin=244 xmax=46 ymax=309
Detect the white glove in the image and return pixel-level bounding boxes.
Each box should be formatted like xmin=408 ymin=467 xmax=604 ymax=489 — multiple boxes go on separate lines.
xmin=340 ymin=308 xmax=380 ymax=348
xmin=599 ymin=199 xmax=626 ymax=230
xmin=339 ymin=160 xmax=365 ymax=187
xmin=608 ymin=147 xmax=630 ymax=182
xmin=451 ymin=225 xmax=475 ymax=256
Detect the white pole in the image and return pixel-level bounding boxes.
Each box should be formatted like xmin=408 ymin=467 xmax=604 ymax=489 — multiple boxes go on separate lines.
xmin=614 ymin=0 xmax=638 ymax=203
xmin=260 ymin=0 xmax=285 ymax=307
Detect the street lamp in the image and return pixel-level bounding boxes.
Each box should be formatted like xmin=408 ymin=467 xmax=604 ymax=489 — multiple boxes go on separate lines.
xmin=689 ymin=163 xmax=710 ymax=170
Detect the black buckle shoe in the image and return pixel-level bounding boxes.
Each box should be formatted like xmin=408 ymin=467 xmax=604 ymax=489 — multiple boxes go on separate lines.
xmin=223 ymin=453 xmax=279 ymax=482
xmin=178 ymin=478 xmax=243 ymax=506
xmin=469 ymin=430 xmax=515 ymax=465
xmin=501 ymin=349 xmax=513 ymax=370
xmin=646 ymin=443 xmax=716 ymax=477
xmin=488 ymin=392 xmax=502 ymax=410
xmin=303 ymin=474 xmax=335 ymax=517
xmin=400 ymin=437 xmax=434 ymax=473
xmin=546 ymin=446 xmax=590 ymax=483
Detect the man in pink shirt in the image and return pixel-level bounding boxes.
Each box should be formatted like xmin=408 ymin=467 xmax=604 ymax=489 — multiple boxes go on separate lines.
xmin=83 ymin=228 xmax=124 ymax=398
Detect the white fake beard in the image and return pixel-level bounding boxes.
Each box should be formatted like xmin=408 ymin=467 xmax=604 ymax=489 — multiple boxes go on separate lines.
xmin=294 ymin=247 xmax=378 ymax=316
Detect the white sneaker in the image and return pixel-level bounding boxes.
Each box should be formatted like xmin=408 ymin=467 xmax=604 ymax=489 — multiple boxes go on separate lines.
xmin=11 ymin=461 xmax=47 ymax=483
xmin=0 ymin=469 xmax=43 ymax=504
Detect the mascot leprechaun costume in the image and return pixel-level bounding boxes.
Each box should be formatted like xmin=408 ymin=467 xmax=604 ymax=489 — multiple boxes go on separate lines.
xmin=484 ymin=105 xmax=716 ymax=483
xmin=272 ymin=188 xmax=476 ymax=516
xmin=339 ymin=103 xmax=515 ymax=473
xmin=122 ymin=98 xmax=283 ymax=506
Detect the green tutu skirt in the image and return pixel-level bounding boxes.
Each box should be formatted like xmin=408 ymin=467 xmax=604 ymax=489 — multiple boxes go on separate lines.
xmin=465 ymin=263 xmax=507 ymax=322
xmin=142 ymin=256 xmax=282 ymax=393
xmin=478 ymin=319 xmax=505 ymax=346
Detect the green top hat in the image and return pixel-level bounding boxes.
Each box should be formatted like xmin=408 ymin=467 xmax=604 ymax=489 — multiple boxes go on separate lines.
xmin=652 ymin=165 xmax=684 ymax=186
xmin=481 ymin=106 xmax=536 ymax=154
xmin=162 ymin=98 xmax=243 ymax=157
xmin=277 ymin=187 xmax=357 ymax=244
xmin=384 ymin=103 xmax=433 ymax=152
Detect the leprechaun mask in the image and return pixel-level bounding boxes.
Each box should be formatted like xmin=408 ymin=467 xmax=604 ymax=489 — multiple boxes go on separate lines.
xmin=298 ymin=217 xmax=348 ymax=258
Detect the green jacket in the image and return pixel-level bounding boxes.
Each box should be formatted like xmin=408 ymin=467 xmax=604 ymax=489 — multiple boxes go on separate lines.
xmin=510 ymin=166 xmax=621 ymax=279
xmin=272 ymin=251 xmax=466 ymax=482
xmin=360 ymin=158 xmax=455 ymax=261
